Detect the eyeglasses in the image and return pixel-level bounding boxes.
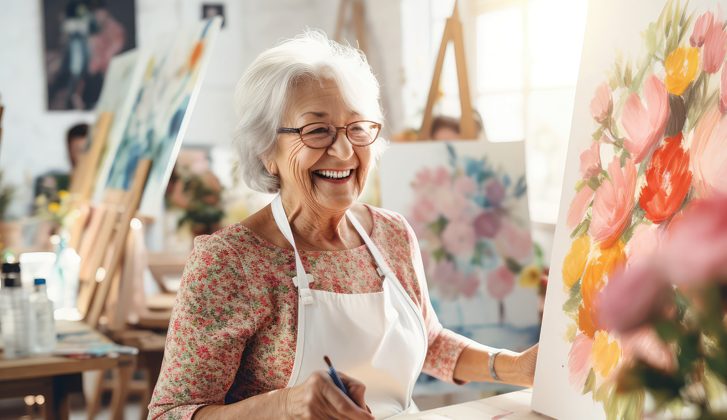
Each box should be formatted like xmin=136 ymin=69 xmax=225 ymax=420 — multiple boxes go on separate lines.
xmin=277 ymin=120 xmax=382 ymax=149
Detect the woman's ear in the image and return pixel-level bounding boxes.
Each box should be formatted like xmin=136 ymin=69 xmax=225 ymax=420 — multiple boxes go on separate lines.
xmin=265 ymin=159 xmax=279 ymax=176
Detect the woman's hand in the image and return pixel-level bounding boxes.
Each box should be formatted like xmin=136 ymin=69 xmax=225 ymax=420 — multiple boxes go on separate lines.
xmin=514 ymin=344 xmax=539 ymax=387
xmin=283 ymin=370 xmax=374 ymax=420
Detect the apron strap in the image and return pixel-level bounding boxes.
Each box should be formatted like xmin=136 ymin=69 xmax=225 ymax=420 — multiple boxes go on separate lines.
xmin=346 ymin=208 xmax=395 ymax=279
xmin=272 ymin=195 xmax=313 ymax=305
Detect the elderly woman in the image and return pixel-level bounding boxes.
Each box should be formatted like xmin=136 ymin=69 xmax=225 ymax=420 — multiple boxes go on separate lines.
xmin=149 ymin=32 xmax=538 ymax=419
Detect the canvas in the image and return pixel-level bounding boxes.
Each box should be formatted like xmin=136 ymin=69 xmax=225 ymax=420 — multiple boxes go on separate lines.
xmin=90 ymin=49 xmax=144 ymax=201
xmin=380 ymin=140 xmax=539 ymax=394
xmin=533 ymin=1 xmax=727 ymax=418
xmin=43 ymin=0 xmax=136 ymax=110
xmin=101 ymin=18 xmax=222 ymax=216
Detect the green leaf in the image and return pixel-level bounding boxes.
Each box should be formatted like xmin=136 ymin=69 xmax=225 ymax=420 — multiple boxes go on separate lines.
xmin=562 ymin=280 xmax=582 ymax=315
xmin=654 ymin=319 xmax=681 ymax=343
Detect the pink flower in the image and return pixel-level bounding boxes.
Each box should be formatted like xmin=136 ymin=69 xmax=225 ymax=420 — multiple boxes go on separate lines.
xmin=485 ymin=179 xmax=506 ymax=206
xmin=690 ymin=11 xmax=714 ymax=47
xmin=618 ymin=327 xmax=675 ymax=372
xmin=487 ymin=265 xmax=515 ymax=300
xmin=721 ymin=66 xmax=727 ymax=114
xmin=473 ymin=210 xmax=501 ymax=238
xmin=461 ymin=270 xmax=481 ymax=298
xmin=438 ymin=189 xmax=472 ymax=221
xmin=568 ymin=334 xmax=594 ymax=388
xmin=621 ymin=75 xmax=669 ymax=163
xmin=597 ymin=261 xmax=672 ymax=333
xmin=579 ymin=140 xmax=602 ymax=179
xmin=566 ymin=186 xmax=595 ymax=229
xmin=626 ymin=223 xmax=663 ymax=268
xmin=590 ymin=82 xmax=612 ymax=123
xmin=661 ymin=194 xmax=727 ymax=285
xmin=410 ymin=196 xmax=439 ymax=226
xmin=589 ymin=157 xmax=637 ymax=248
xmin=412 ymin=166 xmax=451 ymax=191
xmin=690 ymin=105 xmax=727 ymax=197
xmin=494 ymin=219 xmax=533 ymax=262
xmin=703 ymin=15 xmax=727 ymax=73
xmin=431 ymin=259 xmax=464 ymax=300
xmin=453 ymin=175 xmax=476 ymax=196
xmin=441 ymin=220 xmax=476 ymax=259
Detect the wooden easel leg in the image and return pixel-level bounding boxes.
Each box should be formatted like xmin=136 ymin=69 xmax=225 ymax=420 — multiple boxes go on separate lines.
xmin=109 ymin=363 xmax=133 ymax=420
xmin=85 ymin=370 xmax=104 ymax=420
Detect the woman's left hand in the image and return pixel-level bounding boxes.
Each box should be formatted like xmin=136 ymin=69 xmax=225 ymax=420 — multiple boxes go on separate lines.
xmin=514 ymin=344 xmax=538 ymax=387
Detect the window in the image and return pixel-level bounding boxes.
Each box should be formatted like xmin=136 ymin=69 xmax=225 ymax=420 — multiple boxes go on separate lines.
xmin=401 ymin=0 xmax=588 ymax=224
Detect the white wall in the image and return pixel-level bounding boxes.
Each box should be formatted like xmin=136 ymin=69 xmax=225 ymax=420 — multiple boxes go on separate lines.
xmin=0 ymin=0 xmax=403 ymax=218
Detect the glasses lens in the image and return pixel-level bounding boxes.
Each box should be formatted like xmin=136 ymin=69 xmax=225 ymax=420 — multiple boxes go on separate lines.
xmin=300 ymin=123 xmax=334 ymax=148
xmin=347 ymin=121 xmax=380 ymax=145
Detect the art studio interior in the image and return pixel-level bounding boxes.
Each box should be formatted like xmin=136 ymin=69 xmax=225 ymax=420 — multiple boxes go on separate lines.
xmin=1 ymin=0 xmax=726 ymax=419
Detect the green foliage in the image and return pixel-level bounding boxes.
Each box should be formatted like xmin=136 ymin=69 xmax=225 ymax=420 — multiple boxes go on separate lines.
xmin=0 ymin=170 xmax=15 ymax=221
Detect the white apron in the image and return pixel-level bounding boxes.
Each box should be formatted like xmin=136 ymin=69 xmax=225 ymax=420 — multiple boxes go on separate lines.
xmin=271 ymin=195 xmax=428 ymax=419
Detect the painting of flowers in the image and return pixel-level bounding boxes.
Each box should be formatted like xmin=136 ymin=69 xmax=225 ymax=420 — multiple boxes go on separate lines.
xmin=380 ymin=140 xmax=540 ymax=394
xmin=534 ymin=1 xmax=727 ymax=419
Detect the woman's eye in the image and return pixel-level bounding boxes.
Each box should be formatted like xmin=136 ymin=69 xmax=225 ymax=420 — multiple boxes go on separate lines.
xmin=307 ymin=127 xmax=329 ymax=135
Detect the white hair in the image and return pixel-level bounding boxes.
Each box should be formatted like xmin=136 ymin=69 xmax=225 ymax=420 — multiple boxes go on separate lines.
xmin=233 ymin=30 xmax=386 ymax=193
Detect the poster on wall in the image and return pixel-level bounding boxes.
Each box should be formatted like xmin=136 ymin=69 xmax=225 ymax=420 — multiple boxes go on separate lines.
xmin=534 ymin=0 xmax=727 ymax=419
xmin=94 ymin=18 xmax=222 ymax=216
xmin=380 ymin=140 xmax=540 ymax=394
xmin=43 ymin=0 xmax=137 ymax=111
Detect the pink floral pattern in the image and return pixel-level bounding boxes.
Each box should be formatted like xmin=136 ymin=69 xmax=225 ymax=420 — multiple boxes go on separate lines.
xmin=148 ymin=207 xmax=471 ymax=419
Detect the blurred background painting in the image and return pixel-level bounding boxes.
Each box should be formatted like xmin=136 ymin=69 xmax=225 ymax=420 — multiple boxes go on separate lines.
xmin=43 ymin=0 xmax=137 ymax=111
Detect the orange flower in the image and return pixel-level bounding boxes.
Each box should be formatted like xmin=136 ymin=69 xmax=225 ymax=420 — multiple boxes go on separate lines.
xmin=562 ymin=235 xmax=591 ymax=289
xmin=639 ymin=132 xmax=692 ymax=223
xmin=581 ymin=240 xmax=625 ymax=311
xmin=578 ymin=304 xmax=598 ymax=338
xmin=591 ymin=330 xmax=621 ymax=378
xmin=664 ymin=47 xmax=699 ymax=95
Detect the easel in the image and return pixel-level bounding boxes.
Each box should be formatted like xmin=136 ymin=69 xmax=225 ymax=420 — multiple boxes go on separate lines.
xmin=418 ymin=0 xmax=477 ymax=140
xmin=68 ymin=112 xmax=113 ymax=251
xmin=70 ymin=159 xmax=150 ymax=420
xmin=334 ymin=0 xmax=368 ymax=54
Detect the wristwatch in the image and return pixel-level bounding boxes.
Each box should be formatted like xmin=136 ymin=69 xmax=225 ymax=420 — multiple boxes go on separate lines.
xmin=488 ymin=349 xmax=502 ymax=381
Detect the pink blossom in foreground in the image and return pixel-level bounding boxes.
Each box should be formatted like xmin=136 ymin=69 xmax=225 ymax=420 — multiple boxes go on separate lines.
xmin=597 ymin=262 xmax=672 ymax=333
xmin=661 ymin=194 xmax=727 ymax=285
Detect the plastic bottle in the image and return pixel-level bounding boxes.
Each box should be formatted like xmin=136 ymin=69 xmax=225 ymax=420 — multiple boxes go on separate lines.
xmin=1 ymin=262 xmax=34 ymax=358
xmin=29 ymin=278 xmax=57 ymax=354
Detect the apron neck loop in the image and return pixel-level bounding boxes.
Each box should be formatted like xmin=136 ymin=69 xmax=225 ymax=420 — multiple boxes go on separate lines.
xmin=346 ymin=209 xmax=394 ymax=279
xmin=272 ymin=195 xmax=313 ymax=305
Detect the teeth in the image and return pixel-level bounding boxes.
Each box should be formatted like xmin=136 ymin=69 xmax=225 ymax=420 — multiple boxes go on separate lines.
xmin=315 ymin=169 xmax=352 ymax=179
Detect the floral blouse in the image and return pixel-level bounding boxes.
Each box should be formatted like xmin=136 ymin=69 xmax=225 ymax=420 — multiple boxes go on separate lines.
xmin=149 ymin=206 xmax=473 ymax=419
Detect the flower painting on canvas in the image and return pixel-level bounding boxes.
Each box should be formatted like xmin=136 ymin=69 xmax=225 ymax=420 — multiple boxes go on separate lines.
xmin=380 ymin=140 xmax=540 ymax=393
xmin=534 ymin=1 xmax=727 ymax=419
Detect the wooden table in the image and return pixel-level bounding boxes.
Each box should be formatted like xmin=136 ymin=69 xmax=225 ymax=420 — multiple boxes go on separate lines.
xmin=397 ymin=389 xmax=553 ymax=419
xmin=0 ymin=321 xmax=137 ymax=420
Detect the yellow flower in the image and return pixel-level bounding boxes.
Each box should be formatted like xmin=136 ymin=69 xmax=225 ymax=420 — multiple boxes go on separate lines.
xmin=562 ymin=235 xmax=591 ymax=289
xmin=664 ymin=47 xmax=699 ymax=95
xmin=581 ymin=240 xmax=625 ymax=310
xmin=48 ymin=202 xmax=61 ymax=214
xmin=518 ymin=265 xmax=542 ymax=288
xmin=58 ymin=190 xmax=70 ymax=201
xmin=591 ymin=330 xmax=620 ymax=378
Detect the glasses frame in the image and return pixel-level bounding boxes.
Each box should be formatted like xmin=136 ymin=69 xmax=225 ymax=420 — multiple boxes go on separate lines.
xmin=277 ymin=120 xmax=382 ymax=149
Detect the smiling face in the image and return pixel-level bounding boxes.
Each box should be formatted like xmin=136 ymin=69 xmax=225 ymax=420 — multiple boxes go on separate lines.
xmin=268 ymin=76 xmax=374 ymax=213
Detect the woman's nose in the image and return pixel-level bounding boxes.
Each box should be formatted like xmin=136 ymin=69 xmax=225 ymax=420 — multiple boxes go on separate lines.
xmin=327 ymin=128 xmax=354 ymax=160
